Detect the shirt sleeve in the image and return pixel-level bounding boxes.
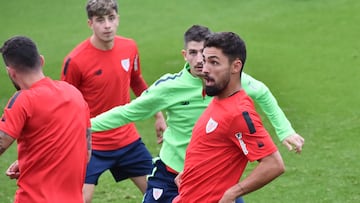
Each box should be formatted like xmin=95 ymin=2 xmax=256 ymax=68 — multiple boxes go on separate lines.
xmin=241 ymin=72 xmax=295 ymax=141
xmin=60 ymin=57 xmax=82 ymax=89
xmin=130 ymin=48 xmax=148 ymax=96
xmin=91 ymin=82 xmax=169 ymax=132
xmin=230 ymin=110 xmax=278 ymax=162
xmin=0 ymin=92 xmax=28 ymax=139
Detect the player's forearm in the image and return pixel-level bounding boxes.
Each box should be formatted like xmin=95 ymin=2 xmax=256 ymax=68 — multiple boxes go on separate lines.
xmin=91 ymin=102 xmax=159 ymax=132
xmin=131 ymin=75 xmax=148 ymax=96
xmin=242 ymin=73 xmax=295 ymax=141
xmin=223 ymin=151 xmax=285 ymax=200
xmin=86 ymin=128 xmax=91 ymax=151
xmin=0 ymin=130 xmax=15 ymax=156
xmin=91 ymin=106 xmax=131 ymax=132
xmin=256 ymin=91 xmax=295 ymax=141
xmin=240 ymin=151 xmax=285 ymax=194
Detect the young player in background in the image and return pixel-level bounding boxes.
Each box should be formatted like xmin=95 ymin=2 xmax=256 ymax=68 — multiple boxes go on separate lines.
xmin=60 ymin=0 xmax=166 ymax=202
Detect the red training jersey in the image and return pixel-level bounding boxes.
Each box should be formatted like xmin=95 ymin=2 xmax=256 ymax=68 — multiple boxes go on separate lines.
xmin=61 ymin=36 xmax=148 ymax=150
xmin=0 ymin=77 xmax=90 ymax=203
xmin=175 ymin=90 xmax=278 ymax=203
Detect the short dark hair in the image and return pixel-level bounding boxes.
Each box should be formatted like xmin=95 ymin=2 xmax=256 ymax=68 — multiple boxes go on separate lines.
xmin=86 ymin=0 xmax=118 ymax=19
xmin=204 ymin=32 xmax=246 ymax=69
xmin=0 ymin=36 xmax=41 ymax=72
xmin=184 ymin=25 xmax=211 ymax=48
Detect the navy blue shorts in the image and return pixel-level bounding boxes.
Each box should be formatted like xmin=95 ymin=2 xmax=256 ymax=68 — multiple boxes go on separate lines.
xmin=142 ymin=158 xmax=245 ymax=203
xmin=142 ymin=158 xmax=179 ymax=203
xmin=85 ymin=138 xmax=153 ymax=185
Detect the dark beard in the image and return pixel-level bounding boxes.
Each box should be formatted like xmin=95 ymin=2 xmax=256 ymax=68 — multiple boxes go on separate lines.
xmin=8 ymin=75 xmax=20 ymax=90
xmin=12 ymin=80 xmax=21 ymax=91
xmin=205 ymin=86 xmax=221 ymax=96
xmin=205 ymin=76 xmax=230 ymax=96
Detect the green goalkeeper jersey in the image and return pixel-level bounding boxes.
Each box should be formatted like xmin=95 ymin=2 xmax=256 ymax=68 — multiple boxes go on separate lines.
xmin=91 ymin=63 xmax=295 ymax=172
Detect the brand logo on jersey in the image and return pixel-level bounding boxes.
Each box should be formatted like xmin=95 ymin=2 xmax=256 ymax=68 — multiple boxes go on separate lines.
xmin=121 ymin=58 xmax=130 ymax=72
xmin=257 ymin=140 xmax=264 ymax=148
xmin=235 ymin=132 xmax=248 ymax=155
xmin=181 ymin=101 xmax=190 ymax=105
xmin=206 ymin=117 xmax=218 ymax=134
xmin=152 ymin=188 xmax=163 ymax=200
xmin=94 ymin=69 xmax=102 ymax=75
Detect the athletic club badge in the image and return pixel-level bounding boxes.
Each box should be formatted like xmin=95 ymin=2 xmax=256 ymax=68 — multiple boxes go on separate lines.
xmin=206 ymin=117 xmax=218 ymax=134
xmin=121 ymin=58 xmax=130 ymax=72
xmin=152 ymin=188 xmax=163 ymax=200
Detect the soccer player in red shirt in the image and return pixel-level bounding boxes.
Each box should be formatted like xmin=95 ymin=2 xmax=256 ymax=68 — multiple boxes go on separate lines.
xmin=173 ymin=32 xmax=285 ymax=203
xmin=60 ymin=0 xmax=166 ymax=202
xmin=0 ymin=36 xmax=90 ymax=203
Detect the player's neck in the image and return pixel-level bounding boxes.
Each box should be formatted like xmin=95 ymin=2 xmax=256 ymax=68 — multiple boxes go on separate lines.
xmin=90 ymin=35 xmax=114 ymax=50
xmin=19 ymin=71 xmax=45 ymax=90
xmin=216 ymin=79 xmax=242 ymax=99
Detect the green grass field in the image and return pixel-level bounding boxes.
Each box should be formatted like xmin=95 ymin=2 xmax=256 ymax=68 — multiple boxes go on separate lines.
xmin=1 ymin=0 xmax=359 ymax=202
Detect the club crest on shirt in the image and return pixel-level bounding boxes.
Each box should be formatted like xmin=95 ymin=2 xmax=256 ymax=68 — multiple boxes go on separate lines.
xmin=121 ymin=58 xmax=130 ymax=72
xmin=152 ymin=188 xmax=163 ymax=200
xmin=206 ymin=117 xmax=218 ymax=134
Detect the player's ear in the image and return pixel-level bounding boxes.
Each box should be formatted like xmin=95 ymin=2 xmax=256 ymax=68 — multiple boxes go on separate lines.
xmin=6 ymin=66 xmax=16 ymax=79
xmin=87 ymin=19 xmax=93 ymax=28
xmin=181 ymin=49 xmax=186 ymax=61
xmin=231 ymin=59 xmax=242 ymax=74
xmin=40 ymin=55 xmax=45 ymax=67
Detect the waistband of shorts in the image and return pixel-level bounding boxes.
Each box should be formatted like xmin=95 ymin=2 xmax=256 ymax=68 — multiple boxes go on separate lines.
xmin=165 ymin=165 xmax=179 ymax=175
xmin=157 ymin=158 xmax=179 ymax=175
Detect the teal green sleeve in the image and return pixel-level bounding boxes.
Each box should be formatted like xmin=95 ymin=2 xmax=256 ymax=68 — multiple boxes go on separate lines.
xmin=91 ymin=83 xmax=168 ymax=132
xmin=242 ymin=72 xmax=295 ymax=141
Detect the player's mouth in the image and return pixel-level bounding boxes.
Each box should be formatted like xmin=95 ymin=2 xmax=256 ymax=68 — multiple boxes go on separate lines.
xmin=195 ymin=67 xmax=203 ymax=72
xmin=204 ymin=76 xmax=214 ymax=86
xmin=103 ymin=31 xmax=113 ymax=36
xmin=194 ymin=65 xmax=203 ymax=71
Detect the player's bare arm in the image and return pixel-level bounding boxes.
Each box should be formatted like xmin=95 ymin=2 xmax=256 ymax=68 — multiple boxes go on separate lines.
xmin=0 ymin=130 xmax=15 ymax=156
xmin=86 ymin=128 xmax=92 ymax=162
xmin=219 ymin=151 xmax=285 ymax=202
xmin=154 ymin=112 xmax=167 ymax=144
xmin=174 ymin=171 xmax=183 ymax=188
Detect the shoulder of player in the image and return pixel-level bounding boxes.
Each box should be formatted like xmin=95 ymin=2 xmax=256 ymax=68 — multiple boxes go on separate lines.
xmin=114 ymin=36 xmax=137 ymax=46
xmin=152 ymin=70 xmax=186 ymax=87
xmin=65 ymin=38 xmax=92 ymax=58
xmin=3 ymin=91 xmax=23 ymax=110
xmin=225 ymin=91 xmax=256 ymax=113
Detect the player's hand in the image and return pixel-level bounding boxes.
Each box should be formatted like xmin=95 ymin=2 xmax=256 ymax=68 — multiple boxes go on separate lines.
xmin=219 ymin=189 xmax=236 ymax=203
xmin=282 ymin=133 xmax=305 ymax=154
xmin=6 ymin=160 xmax=20 ymax=179
xmin=154 ymin=112 xmax=167 ymax=144
xmin=87 ymin=150 xmax=92 ymax=163
xmin=174 ymin=171 xmax=183 ymax=188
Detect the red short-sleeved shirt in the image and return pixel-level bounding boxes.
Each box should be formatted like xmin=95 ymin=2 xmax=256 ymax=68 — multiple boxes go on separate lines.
xmin=175 ymin=90 xmax=278 ymax=203
xmin=61 ymin=36 xmax=148 ymax=150
xmin=0 ymin=77 xmax=90 ymax=203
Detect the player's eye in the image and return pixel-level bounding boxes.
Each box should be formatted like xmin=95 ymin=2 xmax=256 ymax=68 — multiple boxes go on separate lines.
xmin=109 ymin=15 xmax=116 ymax=21
xmin=189 ymin=51 xmax=197 ymax=55
xmin=95 ymin=18 xmax=104 ymax=22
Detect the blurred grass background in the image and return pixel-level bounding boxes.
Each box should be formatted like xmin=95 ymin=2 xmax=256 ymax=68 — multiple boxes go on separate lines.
xmin=0 ymin=0 xmax=359 ymax=202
